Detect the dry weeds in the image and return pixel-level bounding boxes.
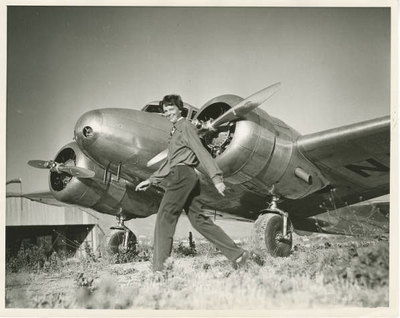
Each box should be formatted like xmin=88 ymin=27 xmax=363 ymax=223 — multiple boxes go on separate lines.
xmin=5 ymin=234 xmax=389 ymax=309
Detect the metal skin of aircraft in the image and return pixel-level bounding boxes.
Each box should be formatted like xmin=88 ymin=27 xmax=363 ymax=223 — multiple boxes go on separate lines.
xmin=27 ymin=83 xmax=390 ymax=257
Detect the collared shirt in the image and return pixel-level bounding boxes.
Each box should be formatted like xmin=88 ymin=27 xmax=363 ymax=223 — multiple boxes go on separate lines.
xmin=149 ymin=117 xmax=223 ymax=185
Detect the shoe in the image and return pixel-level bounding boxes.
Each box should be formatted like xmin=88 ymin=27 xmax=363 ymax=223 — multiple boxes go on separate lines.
xmin=233 ymin=250 xmax=250 ymax=269
xmin=152 ymin=270 xmax=164 ymax=282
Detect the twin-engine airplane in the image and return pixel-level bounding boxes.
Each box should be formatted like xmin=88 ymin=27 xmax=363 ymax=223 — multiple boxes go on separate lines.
xmin=27 ymin=83 xmax=390 ymax=257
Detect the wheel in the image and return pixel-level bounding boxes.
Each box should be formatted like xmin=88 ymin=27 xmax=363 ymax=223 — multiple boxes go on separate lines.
xmin=254 ymin=214 xmax=293 ymax=257
xmin=107 ymin=230 xmax=137 ymax=255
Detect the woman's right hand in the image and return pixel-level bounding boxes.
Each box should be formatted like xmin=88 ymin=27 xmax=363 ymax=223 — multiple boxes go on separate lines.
xmin=214 ymin=182 xmax=226 ymax=196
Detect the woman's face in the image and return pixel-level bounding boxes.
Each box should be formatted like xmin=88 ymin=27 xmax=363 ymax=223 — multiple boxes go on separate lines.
xmin=163 ymin=104 xmax=182 ymax=124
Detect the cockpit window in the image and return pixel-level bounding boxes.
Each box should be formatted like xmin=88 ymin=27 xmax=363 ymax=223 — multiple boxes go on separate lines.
xmin=144 ymin=104 xmax=163 ymax=114
xmin=143 ymin=104 xmax=189 ymax=118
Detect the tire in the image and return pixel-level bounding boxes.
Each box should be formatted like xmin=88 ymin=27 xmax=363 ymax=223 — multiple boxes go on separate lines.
xmin=254 ymin=213 xmax=293 ymax=257
xmin=107 ymin=230 xmax=137 ymax=255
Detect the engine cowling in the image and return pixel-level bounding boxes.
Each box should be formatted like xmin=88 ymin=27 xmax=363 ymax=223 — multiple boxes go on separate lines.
xmin=49 ymin=142 xmax=160 ymax=218
xmin=195 ymin=95 xmax=329 ymax=199
xmin=196 ymin=95 xmax=281 ymax=184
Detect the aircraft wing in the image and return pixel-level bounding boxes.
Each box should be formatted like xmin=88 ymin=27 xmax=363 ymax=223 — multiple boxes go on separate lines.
xmin=291 ymin=116 xmax=390 ymax=219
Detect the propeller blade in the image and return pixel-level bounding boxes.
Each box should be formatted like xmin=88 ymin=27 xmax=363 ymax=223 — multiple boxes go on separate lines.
xmin=147 ymin=149 xmax=168 ymax=167
xmin=210 ymin=82 xmax=281 ymax=129
xmin=28 ymin=159 xmax=94 ymax=178
xmin=58 ymin=166 xmax=95 ymax=178
xmin=28 ymin=160 xmax=51 ymax=169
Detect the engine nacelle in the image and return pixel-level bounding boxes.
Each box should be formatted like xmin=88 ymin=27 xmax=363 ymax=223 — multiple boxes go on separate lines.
xmin=196 ymin=95 xmax=329 ymax=199
xmin=197 ymin=95 xmax=277 ymax=184
xmin=49 ymin=142 xmax=160 ymax=219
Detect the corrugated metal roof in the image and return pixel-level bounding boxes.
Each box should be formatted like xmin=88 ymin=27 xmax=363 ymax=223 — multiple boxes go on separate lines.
xmin=6 ymin=197 xmax=98 ymax=226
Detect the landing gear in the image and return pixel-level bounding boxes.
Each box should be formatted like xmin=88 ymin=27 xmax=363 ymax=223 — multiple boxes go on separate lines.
xmin=254 ymin=196 xmax=293 ymax=257
xmin=107 ymin=215 xmax=137 ymax=255
xmin=107 ymin=230 xmax=137 ymax=254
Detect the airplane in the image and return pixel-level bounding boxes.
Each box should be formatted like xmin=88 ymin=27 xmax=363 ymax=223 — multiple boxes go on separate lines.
xmin=25 ymin=82 xmax=390 ymax=257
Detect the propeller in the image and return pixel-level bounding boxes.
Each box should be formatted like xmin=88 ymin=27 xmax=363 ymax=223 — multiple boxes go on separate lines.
xmin=146 ymin=149 xmax=168 ymax=167
xmin=28 ymin=160 xmax=95 ymax=178
xmin=208 ymin=81 xmax=281 ymax=130
xmin=146 ymin=82 xmax=281 ymax=167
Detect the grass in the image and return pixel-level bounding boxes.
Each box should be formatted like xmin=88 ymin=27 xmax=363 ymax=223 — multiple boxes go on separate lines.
xmin=5 ymin=234 xmax=389 ymax=310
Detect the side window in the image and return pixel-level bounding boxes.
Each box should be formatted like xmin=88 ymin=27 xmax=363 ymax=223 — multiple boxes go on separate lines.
xmin=190 ymin=110 xmax=197 ymax=120
xmin=182 ymin=107 xmax=188 ymax=118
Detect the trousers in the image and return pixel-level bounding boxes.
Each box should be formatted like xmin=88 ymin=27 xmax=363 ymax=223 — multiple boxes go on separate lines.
xmin=153 ymin=165 xmax=244 ymax=271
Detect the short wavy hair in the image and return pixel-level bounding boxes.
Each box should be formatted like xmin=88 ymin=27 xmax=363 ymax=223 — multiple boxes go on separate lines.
xmin=160 ymin=94 xmax=184 ymax=111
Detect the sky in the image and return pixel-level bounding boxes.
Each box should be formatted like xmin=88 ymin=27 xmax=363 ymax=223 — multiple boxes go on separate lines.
xmin=5 ymin=6 xmax=391 ymax=194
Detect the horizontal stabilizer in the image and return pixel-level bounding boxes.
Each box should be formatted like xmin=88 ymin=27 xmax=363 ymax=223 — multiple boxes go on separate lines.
xmin=292 ymin=201 xmax=389 ymax=237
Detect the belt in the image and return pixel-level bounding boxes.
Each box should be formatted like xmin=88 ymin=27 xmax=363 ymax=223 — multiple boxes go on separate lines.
xmin=171 ymin=163 xmax=192 ymax=169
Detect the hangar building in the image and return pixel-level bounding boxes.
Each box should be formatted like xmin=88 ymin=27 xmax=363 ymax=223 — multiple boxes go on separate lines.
xmin=6 ymin=194 xmax=105 ymax=257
